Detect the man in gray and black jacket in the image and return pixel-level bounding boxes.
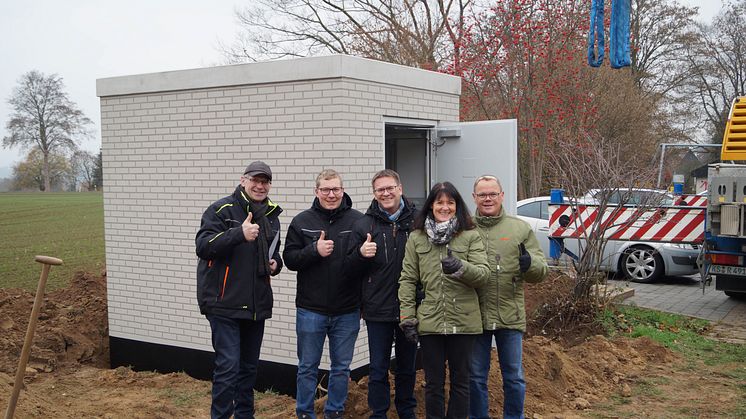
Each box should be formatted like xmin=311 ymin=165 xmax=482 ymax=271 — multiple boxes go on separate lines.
xmin=195 ymin=161 xmax=283 ymax=419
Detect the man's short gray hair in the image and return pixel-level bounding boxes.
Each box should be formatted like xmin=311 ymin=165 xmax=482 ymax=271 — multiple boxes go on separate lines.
xmin=473 ymin=175 xmax=502 ymax=192
xmin=371 ymin=169 xmax=401 ymax=187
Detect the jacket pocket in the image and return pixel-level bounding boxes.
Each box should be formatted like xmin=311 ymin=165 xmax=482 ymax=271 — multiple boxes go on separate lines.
xmin=414 ymin=240 xmax=432 ymax=254
xmin=336 ymin=230 xmax=353 ymax=256
xmin=301 ymin=228 xmax=323 ymax=243
xmin=199 ymin=259 xmax=226 ymax=304
xmin=453 ymin=295 xmax=479 ymax=314
xmin=416 ymin=300 xmax=436 ymax=322
xmin=449 ymin=242 xmax=469 ymax=259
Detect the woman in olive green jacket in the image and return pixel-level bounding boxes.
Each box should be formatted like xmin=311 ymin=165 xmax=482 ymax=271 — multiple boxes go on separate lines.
xmin=398 ymin=181 xmax=489 ymax=419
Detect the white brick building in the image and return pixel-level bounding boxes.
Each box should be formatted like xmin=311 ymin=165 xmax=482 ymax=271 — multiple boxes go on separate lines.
xmin=96 ymin=54 xmax=516 ymax=394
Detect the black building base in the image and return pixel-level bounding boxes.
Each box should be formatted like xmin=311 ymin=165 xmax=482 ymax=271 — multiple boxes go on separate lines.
xmin=110 ymin=336 xmax=370 ymax=397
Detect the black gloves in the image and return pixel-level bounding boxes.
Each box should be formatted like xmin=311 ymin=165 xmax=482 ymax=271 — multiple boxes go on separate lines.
xmin=441 ymin=248 xmax=463 ymax=275
xmin=518 ymin=243 xmax=531 ymax=273
xmin=399 ymin=318 xmax=419 ymax=344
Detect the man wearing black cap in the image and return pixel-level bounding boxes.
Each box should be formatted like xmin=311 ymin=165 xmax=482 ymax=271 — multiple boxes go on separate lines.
xmin=196 ymin=160 xmax=283 ymax=419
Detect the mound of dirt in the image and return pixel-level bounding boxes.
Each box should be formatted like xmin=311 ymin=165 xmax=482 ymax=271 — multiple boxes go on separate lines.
xmin=329 ymin=334 xmax=676 ymax=418
xmin=0 ymin=271 xmax=108 ymax=376
xmin=0 ymin=269 xmax=689 ymax=418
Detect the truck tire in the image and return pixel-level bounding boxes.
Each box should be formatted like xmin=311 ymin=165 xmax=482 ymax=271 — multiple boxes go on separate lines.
xmin=620 ymin=245 xmax=664 ymax=283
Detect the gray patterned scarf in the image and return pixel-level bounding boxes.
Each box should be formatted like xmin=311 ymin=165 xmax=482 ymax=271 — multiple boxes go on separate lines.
xmin=425 ymin=216 xmax=459 ymax=245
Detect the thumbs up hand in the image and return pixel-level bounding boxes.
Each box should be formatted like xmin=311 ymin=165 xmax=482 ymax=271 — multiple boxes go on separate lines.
xmin=242 ymin=212 xmax=260 ymax=241
xmin=441 ymin=246 xmax=463 ymax=275
xmin=518 ymin=243 xmax=531 ymax=273
xmin=359 ymin=233 xmax=377 ymax=258
xmin=316 ymin=231 xmax=334 ymax=257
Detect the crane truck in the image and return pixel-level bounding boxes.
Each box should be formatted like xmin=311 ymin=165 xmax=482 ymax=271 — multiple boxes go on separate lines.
xmin=703 ymin=96 xmax=746 ymax=298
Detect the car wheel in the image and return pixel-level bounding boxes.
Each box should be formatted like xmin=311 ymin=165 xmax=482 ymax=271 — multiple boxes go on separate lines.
xmin=620 ymin=245 xmax=664 ymax=283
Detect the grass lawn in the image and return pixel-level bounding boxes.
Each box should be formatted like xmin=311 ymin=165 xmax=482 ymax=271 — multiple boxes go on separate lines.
xmin=601 ymin=304 xmax=746 ymax=416
xmin=0 ymin=192 xmax=104 ymax=291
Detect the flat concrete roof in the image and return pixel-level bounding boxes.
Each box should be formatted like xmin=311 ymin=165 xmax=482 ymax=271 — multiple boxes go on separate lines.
xmin=96 ymin=54 xmax=461 ymax=97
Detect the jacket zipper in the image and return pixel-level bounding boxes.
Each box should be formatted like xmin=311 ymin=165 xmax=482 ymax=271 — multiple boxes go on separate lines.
xmin=512 ymin=276 xmax=520 ymax=320
xmin=383 ymin=233 xmax=389 ymax=263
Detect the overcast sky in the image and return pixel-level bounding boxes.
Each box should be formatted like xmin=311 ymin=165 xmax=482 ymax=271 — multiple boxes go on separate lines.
xmin=0 ymin=0 xmax=726 ymax=176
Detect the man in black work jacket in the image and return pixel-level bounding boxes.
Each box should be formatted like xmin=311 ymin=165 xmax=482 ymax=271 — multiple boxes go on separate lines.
xmin=195 ymin=161 xmax=283 ymax=419
xmin=344 ymin=169 xmax=417 ymax=419
xmin=283 ymin=168 xmax=363 ymax=419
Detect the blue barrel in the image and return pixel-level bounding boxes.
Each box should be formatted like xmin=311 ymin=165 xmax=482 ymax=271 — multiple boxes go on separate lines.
xmin=672 ymin=174 xmax=684 ymax=196
xmin=550 ymin=188 xmax=564 ymax=204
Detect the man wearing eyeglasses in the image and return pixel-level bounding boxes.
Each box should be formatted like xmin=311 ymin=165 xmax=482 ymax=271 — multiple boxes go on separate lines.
xmin=195 ymin=160 xmax=283 ymax=419
xmin=283 ymin=169 xmax=364 ymax=419
xmin=468 ymin=175 xmax=547 ymax=419
xmin=344 ymin=169 xmax=418 ymax=419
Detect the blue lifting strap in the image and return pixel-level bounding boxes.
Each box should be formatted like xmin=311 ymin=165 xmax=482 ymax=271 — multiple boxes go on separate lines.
xmin=610 ymin=0 xmax=631 ymax=68
xmin=588 ymin=0 xmax=631 ymax=69
xmin=588 ymin=0 xmax=605 ymax=67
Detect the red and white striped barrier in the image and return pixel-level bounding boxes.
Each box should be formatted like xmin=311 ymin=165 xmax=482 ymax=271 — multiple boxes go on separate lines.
xmin=549 ymin=203 xmax=705 ymax=244
xmin=673 ymin=194 xmax=708 ymax=207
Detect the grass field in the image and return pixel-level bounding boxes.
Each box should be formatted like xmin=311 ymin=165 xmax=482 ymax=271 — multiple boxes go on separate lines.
xmin=0 ymin=192 xmax=104 ymax=291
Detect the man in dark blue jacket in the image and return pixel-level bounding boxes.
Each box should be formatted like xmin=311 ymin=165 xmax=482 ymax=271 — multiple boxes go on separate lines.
xmin=195 ymin=161 xmax=283 ymax=419
xmin=345 ymin=169 xmax=417 ymax=419
xmin=283 ymin=169 xmax=363 ymax=419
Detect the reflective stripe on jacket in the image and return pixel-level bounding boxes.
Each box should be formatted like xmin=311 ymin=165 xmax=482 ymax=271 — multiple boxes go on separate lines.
xmin=195 ymin=185 xmax=283 ymax=320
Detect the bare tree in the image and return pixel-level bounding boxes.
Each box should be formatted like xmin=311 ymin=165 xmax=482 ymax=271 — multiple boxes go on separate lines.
xmin=3 ymin=71 xmax=92 ymax=192
xmin=547 ymin=132 xmax=660 ymax=284
xmin=70 ymin=150 xmax=98 ymax=191
xmin=682 ymin=0 xmax=746 ymax=144
xmin=92 ymin=150 xmax=103 ymax=191
xmin=222 ymin=0 xmax=477 ymax=71
xmin=630 ymin=0 xmax=698 ymax=95
xmin=531 ymin=131 xmax=663 ymax=336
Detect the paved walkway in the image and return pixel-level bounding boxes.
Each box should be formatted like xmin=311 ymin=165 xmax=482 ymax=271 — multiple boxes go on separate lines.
xmin=607 ymin=276 xmax=740 ymax=322
xmin=607 ymin=275 xmax=746 ymax=343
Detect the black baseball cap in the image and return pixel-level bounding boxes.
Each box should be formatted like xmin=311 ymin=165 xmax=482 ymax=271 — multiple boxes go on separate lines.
xmin=244 ymin=161 xmax=272 ymax=181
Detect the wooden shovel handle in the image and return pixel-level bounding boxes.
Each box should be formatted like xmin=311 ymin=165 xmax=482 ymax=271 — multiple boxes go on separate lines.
xmin=35 ymin=255 xmax=63 ymax=266
xmin=4 ymin=256 xmax=63 ymax=419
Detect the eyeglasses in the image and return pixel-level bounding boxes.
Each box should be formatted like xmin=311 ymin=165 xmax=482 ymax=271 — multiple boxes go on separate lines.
xmin=317 ymin=187 xmax=344 ymax=195
xmin=373 ymin=185 xmax=399 ymax=195
xmin=475 ymin=192 xmax=502 ymax=200
xmin=243 ymin=176 xmax=271 ymax=185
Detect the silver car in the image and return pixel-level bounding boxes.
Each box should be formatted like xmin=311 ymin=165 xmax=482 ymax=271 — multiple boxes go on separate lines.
xmin=516 ymin=196 xmax=700 ymax=282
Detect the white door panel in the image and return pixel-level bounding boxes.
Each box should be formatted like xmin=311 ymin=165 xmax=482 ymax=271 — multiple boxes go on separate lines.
xmin=435 ymin=120 xmax=517 ymax=215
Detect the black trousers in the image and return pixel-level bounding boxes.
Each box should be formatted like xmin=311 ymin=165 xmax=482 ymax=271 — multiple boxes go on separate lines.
xmin=419 ymin=334 xmax=476 ymax=419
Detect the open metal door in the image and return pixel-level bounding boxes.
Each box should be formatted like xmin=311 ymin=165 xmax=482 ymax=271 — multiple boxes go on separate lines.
xmin=433 ymin=120 xmax=517 ymax=215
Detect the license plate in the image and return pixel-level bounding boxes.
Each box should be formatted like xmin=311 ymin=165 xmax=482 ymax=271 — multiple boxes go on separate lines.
xmin=710 ymin=264 xmax=746 ymax=277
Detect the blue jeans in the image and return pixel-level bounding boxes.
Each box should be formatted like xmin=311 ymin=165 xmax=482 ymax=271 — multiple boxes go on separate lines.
xmin=206 ymin=314 xmax=265 ymax=419
xmin=366 ymin=320 xmax=417 ymax=419
xmin=469 ymin=329 xmax=525 ymax=419
xmin=296 ymin=308 xmax=361 ymax=418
